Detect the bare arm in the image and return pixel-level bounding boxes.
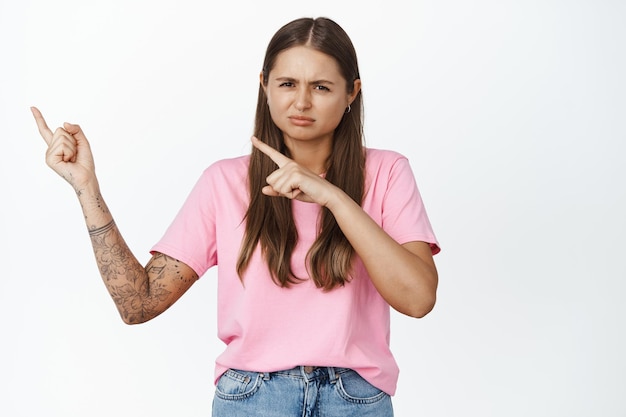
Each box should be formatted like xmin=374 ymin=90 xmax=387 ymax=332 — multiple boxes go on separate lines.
xmin=252 ymin=136 xmax=438 ymax=318
xmin=88 ymin=216 xmax=198 ymax=324
xmin=325 ymin=192 xmax=437 ymax=318
xmin=32 ymin=107 xmax=198 ymax=324
xmin=83 ymin=185 xmax=198 ymax=324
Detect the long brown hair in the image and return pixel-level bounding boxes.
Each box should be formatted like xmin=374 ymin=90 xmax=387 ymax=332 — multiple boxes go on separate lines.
xmin=236 ymin=17 xmax=365 ymax=290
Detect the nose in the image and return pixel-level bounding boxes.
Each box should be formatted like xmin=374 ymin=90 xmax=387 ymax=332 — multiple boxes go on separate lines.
xmin=294 ymin=87 xmax=312 ymax=112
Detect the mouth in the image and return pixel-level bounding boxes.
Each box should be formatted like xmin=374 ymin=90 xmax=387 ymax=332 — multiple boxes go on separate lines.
xmin=288 ymin=115 xmax=315 ymax=126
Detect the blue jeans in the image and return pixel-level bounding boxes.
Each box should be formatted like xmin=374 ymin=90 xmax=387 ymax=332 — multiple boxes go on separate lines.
xmin=212 ymin=366 xmax=393 ymax=417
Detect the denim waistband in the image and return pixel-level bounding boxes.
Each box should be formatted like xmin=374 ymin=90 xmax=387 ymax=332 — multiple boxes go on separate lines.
xmin=259 ymin=366 xmax=352 ymax=382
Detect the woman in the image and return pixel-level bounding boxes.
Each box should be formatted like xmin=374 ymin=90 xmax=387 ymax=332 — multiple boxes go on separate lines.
xmin=32 ymin=17 xmax=439 ymax=417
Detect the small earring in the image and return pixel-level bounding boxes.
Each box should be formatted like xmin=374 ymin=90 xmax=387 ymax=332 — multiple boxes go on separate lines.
xmin=345 ymin=105 xmax=351 ymax=114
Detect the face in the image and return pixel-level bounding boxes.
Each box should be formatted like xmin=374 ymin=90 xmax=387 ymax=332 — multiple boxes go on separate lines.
xmin=263 ymin=46 xmax=360 ymax=150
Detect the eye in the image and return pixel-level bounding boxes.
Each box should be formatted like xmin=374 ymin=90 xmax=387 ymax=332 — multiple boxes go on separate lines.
xmin=314 ymin=85 xmax=330 ymax=91
xmin=279 ymin=82 xmax=294 ymax=87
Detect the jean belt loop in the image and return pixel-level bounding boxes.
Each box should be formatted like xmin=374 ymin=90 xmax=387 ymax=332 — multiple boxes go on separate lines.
xmin=261 ymin=371 xmax=271 ymax=381
xmin=327 ymin=367 xmax=338 ymax=384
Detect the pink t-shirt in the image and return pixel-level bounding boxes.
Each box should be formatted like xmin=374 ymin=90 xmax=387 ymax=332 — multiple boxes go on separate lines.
xmin=151 ymin=148 xmax=439 ymax=395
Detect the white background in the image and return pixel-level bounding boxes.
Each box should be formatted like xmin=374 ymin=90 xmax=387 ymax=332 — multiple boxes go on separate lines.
xmin=1 ymin=0 xmax=625 ymax=416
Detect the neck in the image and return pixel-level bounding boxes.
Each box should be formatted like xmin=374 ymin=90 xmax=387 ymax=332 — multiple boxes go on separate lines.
xmin=283 ymin=136 xmax=332 ymax=175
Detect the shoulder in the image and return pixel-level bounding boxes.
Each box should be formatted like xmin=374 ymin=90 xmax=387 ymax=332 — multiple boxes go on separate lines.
xmin=203 ymin=154 xmax=250 ymax=175
xmin=186 ymin=155 xmax=251 ymax=200
xmin=365 ymin=148 xmax=406 ymax=160
xmin=363 ymin=148 xmax=418 ymax=196
xmin=197 ymin=154 xmax=250 ymax=183
xmin=364 ymin=148 xmax=410 ymax=173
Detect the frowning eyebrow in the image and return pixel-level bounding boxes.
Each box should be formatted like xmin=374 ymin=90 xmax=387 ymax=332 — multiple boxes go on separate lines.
xmin=274 ymin=77 xmax=336 ymax=85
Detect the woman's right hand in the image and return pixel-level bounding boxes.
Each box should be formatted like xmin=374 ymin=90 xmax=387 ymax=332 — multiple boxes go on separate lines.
xmin=31 ymin=106 xmax=97 ymax=191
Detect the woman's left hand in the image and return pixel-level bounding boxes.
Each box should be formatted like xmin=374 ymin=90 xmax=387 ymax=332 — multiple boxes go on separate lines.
xmin=251 ymin=136 xmax=338 ymax=206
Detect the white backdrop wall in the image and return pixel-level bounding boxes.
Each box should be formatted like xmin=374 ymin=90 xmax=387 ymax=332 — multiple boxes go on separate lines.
xmin=1 ymin=0 xmax=624 ymax=416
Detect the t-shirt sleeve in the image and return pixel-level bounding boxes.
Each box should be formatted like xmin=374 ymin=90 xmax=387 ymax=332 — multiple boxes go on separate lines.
xmin=381 ymin=156 xmax=440 ymax=255
xmin=150 ymin=169 xmax=217 ymax=277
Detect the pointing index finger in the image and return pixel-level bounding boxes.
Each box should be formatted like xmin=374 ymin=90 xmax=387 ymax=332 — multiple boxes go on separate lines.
xmin=251 ymin=136 xmax=291 ymax=168
xmin=30 ymin=106 xmax=54 ymax=145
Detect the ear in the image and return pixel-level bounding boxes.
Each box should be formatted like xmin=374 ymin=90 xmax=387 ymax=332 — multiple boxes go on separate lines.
xmin=259 ymin=71 xmax=266 ymax=92
xmin=348 ymin=79 xmax=361 ymax=105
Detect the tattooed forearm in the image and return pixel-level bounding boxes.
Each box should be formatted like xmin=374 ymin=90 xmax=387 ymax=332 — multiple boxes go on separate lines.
xmin=85 ymin=192 xmax=110 ymax=215
xmin=93 ymin=192 xmax=109 ymax=214
xmin=77 ymin=187 xmax=112 ymax=233
xmin=89 ymin=222 xmax=196 ymax=324
xmin=88 ymin=219 xmax=116 ymax=236
xmin=79 ymin=190 xmax=110 ymax=216
xmin=78 ymin=187 xmax=196 ymax=324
